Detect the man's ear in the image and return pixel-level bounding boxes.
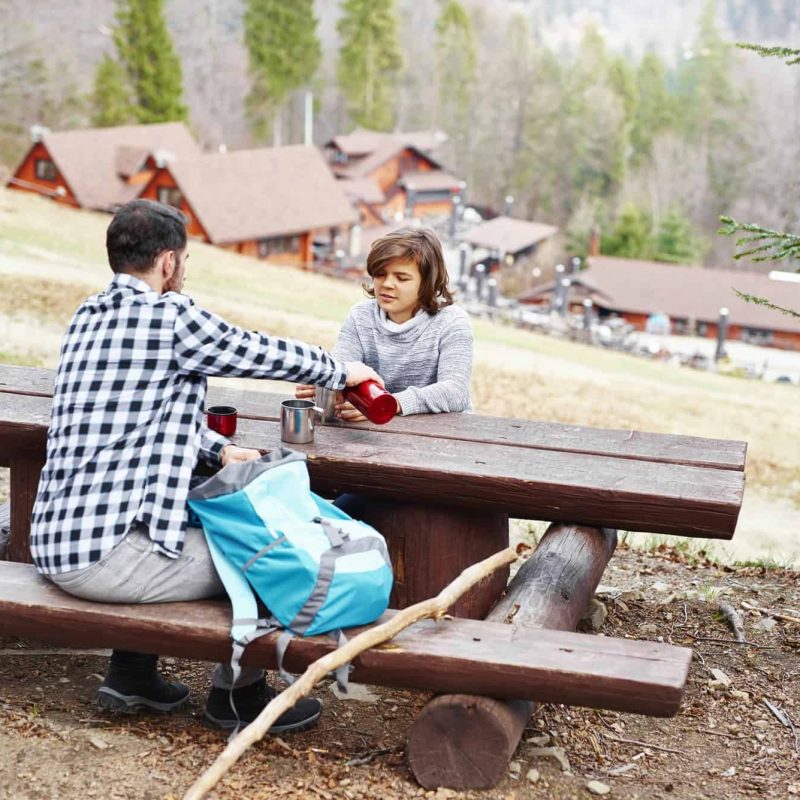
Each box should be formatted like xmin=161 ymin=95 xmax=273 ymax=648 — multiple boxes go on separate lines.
xmin=156 ymin=249 xmax=175 ymax=283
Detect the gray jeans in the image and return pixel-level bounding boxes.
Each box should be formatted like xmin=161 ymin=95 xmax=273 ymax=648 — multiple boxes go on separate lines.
xmin=49 ymin=523 xmax=262 ymax=690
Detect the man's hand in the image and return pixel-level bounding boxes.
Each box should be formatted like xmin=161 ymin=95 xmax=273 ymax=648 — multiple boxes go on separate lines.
xmin=221 ymin=445 xmax=262 ymax=466
xmin=344 ymin=361 xmax=384 ymax=387
xmin=335 ymin=400 xmax=368 ymax=423
xmin=295 ymin=383 xmax=316 ymax=400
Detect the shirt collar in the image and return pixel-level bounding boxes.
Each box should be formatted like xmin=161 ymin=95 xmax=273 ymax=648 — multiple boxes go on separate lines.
xmin=109 ymin=272 xmax=160 ymax=296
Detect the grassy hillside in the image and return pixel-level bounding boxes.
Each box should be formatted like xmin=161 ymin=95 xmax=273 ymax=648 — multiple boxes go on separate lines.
xmin=1 ymin=187 xmax=798 ymax=565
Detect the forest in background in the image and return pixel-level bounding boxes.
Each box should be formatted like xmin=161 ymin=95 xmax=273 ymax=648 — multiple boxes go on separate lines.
xmin=1 ymin=0 xmax=799 ymax=268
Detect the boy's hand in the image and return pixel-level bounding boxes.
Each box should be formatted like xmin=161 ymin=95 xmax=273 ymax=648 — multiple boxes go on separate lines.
xmin=344 ymin=362 xmax=384 ymax=387
xmin=336 ymin=400 xmax=368 ymax=423
xmin=295 ymin=383 xmax=315 ymax=399
xmin=221 ymin=445 xmax=262 ymax=466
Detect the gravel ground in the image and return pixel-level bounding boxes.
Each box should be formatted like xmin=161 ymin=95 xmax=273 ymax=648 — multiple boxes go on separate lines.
xmin=1 ymin=543 xmax=798 ymax=800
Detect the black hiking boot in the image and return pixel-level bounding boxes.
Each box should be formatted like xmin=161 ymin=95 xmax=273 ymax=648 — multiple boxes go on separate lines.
xmin=203 ymin=677 xmax=322 ymax=734
xmin=96 ymin=650 xmax=190 ymax=713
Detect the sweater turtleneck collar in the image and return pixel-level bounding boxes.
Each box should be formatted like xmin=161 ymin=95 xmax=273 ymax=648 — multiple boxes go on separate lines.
xmin=375 ymin=304 xmax=431 ymax=340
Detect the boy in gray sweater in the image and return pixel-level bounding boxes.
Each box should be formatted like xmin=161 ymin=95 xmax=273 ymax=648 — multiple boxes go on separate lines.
xmin=299 ymin=227 xmax=473 ymax=417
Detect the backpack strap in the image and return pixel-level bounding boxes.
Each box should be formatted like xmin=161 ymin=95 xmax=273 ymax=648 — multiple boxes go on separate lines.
xmin=313 ymin=516 xmax=350 ymax=548
xmin=204 ymin=532 xmax=280 ymax=737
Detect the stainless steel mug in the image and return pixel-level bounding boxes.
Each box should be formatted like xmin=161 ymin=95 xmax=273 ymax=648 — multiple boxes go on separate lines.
xmin=280 ymin=399 xmax=323 ymax=444
xmin=315 ymin=386 xmax=338 ymax=423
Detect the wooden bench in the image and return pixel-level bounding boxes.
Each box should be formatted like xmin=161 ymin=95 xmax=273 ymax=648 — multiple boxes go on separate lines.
xmin=0 ymin=560 xmax=691 ymax=717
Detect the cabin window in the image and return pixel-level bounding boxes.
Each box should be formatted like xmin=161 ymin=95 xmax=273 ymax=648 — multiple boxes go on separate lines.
xmin=157 ymin=186 xmax=183 ymax=208
xmin=258 ymin=235 xmax=300 ymax=258
xmin=416 ymin=189 xmax=455 ymax=203
xmin=741 ymin=327 xmax=774 ymax=345
xmin=35 ymin=158 xmax=57 ymax=182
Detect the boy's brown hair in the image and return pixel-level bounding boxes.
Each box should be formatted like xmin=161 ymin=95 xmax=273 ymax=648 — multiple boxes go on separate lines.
xmin=365 ymin=226 xmax=454 ymax=315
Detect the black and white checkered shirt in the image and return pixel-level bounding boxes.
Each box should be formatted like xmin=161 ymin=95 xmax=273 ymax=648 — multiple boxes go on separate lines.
xmin=31 ymin=273 xmax=347 ymax=575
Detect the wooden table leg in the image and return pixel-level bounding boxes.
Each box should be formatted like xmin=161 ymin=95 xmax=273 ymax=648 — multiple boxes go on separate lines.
xmin=362 ymin=499 xmax=509 ymax=620
xmin=7 ymin=453 xmax=44 ymax=564
xmin=407 ymin=523 xmax=618 ymax=789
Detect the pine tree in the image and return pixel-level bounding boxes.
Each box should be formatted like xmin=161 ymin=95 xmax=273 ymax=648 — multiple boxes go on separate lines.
xmin=720 ymin=44 xmax=800 ymax=319
xmin=112 ymin=0 xmax=188 ymax=124
xmin=434 ymin=0 xmax=476 ymax=156
xmin=91 ymin=55 xmax=133 ymax=127
xmin=630 ymin=52 xmax=675 ymax=165
xmin=337 ymin=0 xmax=403 ymax=131
xmin=244 ymin=0 xmax=321 ymax=143
xmin=603 ymin=204 xmax=654 ymax=260
xmin=655 ymin=209 xmax=705 ymax=264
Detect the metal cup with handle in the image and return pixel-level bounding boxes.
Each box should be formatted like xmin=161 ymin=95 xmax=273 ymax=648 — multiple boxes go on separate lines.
xmin=280 ymin=399 xmax=324 ymax=444
xmin=315 ymin=386 xmax=338 ymax=423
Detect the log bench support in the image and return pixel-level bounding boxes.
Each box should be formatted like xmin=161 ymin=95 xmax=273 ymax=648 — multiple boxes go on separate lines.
xmin=408 ymin=522 xmax=618 ymax=790
xmin=7 ymin=452 xmax=43 ymax=564
xmin=362 ymin=499 xmax=510 ymax=619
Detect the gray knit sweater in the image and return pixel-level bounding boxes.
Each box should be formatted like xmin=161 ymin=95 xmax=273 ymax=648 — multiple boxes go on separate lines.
xmin=332 ymin=300 xmax=473 ymax=415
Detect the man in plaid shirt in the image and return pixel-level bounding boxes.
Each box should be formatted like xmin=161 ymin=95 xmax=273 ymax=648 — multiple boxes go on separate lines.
xmin=31 ymin=199 xmax=381 ymax=733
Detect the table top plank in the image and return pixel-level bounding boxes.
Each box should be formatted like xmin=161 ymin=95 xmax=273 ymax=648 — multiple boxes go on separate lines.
xmin=0 ymin=392 xmax=744 ymax=538
xmin=0 ymin=365 xmax=747 ymax=471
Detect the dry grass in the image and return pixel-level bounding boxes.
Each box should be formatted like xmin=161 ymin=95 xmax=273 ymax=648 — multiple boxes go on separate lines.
xmin=0 ymin=187 xmax=797 ymax=564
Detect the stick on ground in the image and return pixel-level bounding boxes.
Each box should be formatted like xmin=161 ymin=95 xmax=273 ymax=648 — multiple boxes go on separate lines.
xmin=182 ymin=546 xmax=518 ymax=800
xmin=718 ymin=601 xmax=746 ymax=642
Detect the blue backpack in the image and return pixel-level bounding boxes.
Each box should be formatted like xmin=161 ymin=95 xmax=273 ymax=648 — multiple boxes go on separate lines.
xmin=187 ymin=449 xmax=393 ymax=692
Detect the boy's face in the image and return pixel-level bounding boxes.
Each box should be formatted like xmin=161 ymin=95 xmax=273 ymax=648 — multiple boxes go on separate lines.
xmin=372 ymin=258 xmax=422 ymax=324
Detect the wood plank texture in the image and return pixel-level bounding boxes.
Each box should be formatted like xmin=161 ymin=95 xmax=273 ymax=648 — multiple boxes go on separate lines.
xmin=0 ymin=393 xmax=745 ymax=538
xmin=0 ymin=365 xmax=747 ymax=470
xmin=8 ymin=453 xmax=43 ymax=563
xmin=362 ymin=500 xmax=509 ymax=618
xmin=409 ymin=523 xmax=619 ymax=789
xmin=0 ymin=562 xmax=691 ymax=715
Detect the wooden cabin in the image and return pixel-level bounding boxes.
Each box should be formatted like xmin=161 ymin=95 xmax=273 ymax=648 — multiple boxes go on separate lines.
xmin=459 ymin=216 xmax=562 ymax=295
xmin=6 ymin=123 xmax=200 ymax=210
xmin=139 ymin=145 xmax=357 ymax=265
xmin=324 ymin=128 xmax=462 ymax=225
xmin=519 ymin=255 xmax=800 ymax=351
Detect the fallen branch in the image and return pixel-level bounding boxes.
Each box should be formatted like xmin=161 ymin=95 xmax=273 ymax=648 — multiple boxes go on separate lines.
xmin=741 ymin=600 xmax=800 ymax=626
xmin=718 ymin=601 xmax=746 ymax=642
xmin=182 ymin=546 xmax=518 ymax=800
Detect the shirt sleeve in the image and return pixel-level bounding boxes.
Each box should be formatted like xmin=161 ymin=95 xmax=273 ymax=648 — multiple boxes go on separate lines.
xmin=197 ymin=424 xmax=229 ymax=468
xmin=173 ymin=301 xmax=347 ymax=390
xmin=331 ymin=309 xmax=365 ymax=362
xmin=392 ymin=315 xmax=474 ymax=415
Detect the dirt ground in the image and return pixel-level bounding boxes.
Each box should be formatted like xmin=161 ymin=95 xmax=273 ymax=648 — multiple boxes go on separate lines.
xmin=1 ymin=543 xmax=798 ymax=800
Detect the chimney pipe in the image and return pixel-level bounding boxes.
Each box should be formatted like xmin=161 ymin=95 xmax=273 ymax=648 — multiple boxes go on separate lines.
xmin=588 ymin=225 xmax=601 ymax=258
xmin=504 ymin=195 xmax=514 ymax=216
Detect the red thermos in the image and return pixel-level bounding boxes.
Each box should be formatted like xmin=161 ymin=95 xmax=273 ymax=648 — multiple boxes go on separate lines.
xmin=343 ymin=380 xmax=398 ymax=424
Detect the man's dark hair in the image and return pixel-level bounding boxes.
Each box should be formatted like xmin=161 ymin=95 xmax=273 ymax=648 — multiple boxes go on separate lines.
xmin=106 ymin=199 xmax=188 ymax=273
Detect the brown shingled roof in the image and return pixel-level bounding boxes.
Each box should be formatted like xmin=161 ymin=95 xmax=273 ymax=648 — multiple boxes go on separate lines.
xmin=401 ymin=170 xmax=461 ymax=192
xmin=585 ymin=255 xmax=800 ymax=334
xmin=338 ymin=177 xmax=386 ymax=205
xmin=165 ymin=145 xmax=358 ymax=244
xmin=460 ymin=216 xmax=560 ymax=254
xmin=328 ymin=127 xmax=447 ymax=156
xmin=40 ymin=123 xmax=200 ymax=209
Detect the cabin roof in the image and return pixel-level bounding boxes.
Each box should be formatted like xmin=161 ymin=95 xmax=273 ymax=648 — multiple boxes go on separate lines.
xmin=162 ymin=145 xmax=358 ymax=244
xmin=32 ymin=123 xmax=200 ymax=209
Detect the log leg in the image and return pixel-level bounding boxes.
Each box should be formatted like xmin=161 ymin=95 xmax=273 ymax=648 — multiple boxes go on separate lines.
xmin=362 ymin=499 xmax=509 ymax=620
xmin=7 ymin=453 xmax=44 ymax=564
xmin=407 ymin=523 xmax=617 ymax=790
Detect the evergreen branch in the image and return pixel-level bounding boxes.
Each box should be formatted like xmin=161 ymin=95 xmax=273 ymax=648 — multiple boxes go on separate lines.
xmin=733 ymin=290 xmax=800 ymax=320
xmin=736 ymin=43 xmax=800 ymax=65
xmin=719 ymin=216 xmax=800 ymax=263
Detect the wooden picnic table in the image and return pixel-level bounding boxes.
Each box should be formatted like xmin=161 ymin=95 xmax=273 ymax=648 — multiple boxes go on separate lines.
xmin=0 ymin=364 xmax=746 ymax=617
